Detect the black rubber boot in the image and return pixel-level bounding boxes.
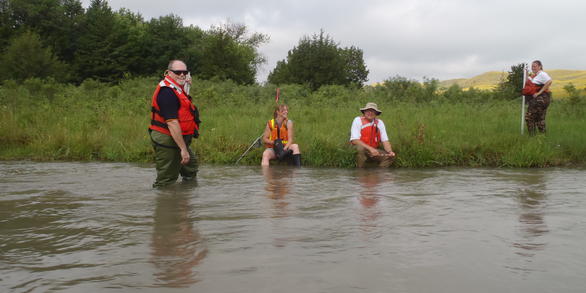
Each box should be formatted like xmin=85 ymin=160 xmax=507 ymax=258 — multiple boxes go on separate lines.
xmin=292 ymin=154 xmax=301 ymax=167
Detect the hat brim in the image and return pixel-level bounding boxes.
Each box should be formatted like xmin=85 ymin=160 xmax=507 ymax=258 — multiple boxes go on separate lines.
xmin=360 ymin=108 xmax=381 ymax=115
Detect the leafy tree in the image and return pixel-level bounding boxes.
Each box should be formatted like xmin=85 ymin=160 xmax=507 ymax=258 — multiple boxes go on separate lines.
xmin=73 ymin=0 xmax=136 ymax=82
xmin=4 ymin=0 xmax=84 ymax=61
xmin=0 ymin=1 xmax=268 ymax=84
xmin=0 ymin=0 xmax=13 ymax=49
xmin=497 ymin=63 xmax=525 ymax=99
xmin=281 ymin=30 xmax=343 ymax=90
xmin=142 ymin=14 xmax=196 ymax=75
xmin=340 ymin=46 xmax=368 ymax=87
xmin=73 ymin=0 xmax=114 ymax=81
xmin=110 ymin=8 xmax=147 ymax=76
xmin=0 ymin=30 xmax=68 ymax=81
xmin=268 ymin=30 xmax=369 ymax=90
xmin=54 ymin=0 xmax=84 ymax=61
xmin=5 ymin=0 xmax=63 ymax=34
xmin=267 ymin=60 xmax=290 ymax=86
xmin=197 ymin=22 xmax=268 ymax=84
xmin=179 ymin=25 xmax=206 ymax=73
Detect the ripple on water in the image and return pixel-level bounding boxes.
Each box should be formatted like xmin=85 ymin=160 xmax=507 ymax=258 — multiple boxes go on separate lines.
xmin=1 ymin=162 xmax=586 ymax=292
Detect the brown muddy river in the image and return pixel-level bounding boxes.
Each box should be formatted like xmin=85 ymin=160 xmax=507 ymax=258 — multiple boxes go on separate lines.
xmin=1 ymin=161 xmax=585 ymax=292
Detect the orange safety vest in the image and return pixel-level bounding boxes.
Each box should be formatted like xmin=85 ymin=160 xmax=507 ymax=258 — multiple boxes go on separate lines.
xmin=149 ymin=77 xmax=199 ymax=137
xmin=522 ymin=79 xmax=539 ymax=95
xmin=360 ymin=117 xmax=381 ymax=148
xmin=265 ymin=118 xmax=288 ymax=148
xmin=523 ymin=72 xmax=551 ymax=95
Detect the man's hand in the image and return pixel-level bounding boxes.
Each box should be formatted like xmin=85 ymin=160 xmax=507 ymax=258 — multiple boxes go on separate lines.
xmin=180 ymin=148 xmax=190 ymax=165
xmin=167 ymin=119 xmax=190 ymax=165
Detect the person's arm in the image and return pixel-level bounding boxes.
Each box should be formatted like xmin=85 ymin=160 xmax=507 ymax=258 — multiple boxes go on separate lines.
xmin=166 ymin=119 xmax=190 ymax=165
xmin=262 ymin=123 xmax=272 ymax=145
xmin=284 ymin=120 xmax=294 ymax=150
xmin=381 ymin=141 xmax=395 ymax=157
xmin=534 ymin=79 xmax=552 ymax=97
xmin=377 ymin=120 xmax=394 ymax=157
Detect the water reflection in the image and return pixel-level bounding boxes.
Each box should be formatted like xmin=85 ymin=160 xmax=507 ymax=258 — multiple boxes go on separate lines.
xmin=355 ymin=169 xmax=385 ymax=232
xmin=2 ymin=162 xmax=586 ymax=292
xmin=262 ymin=166 xmax=294 ymax=218
xmin=513 ymin=172 xmax=549 ymax=258
xmin=262 ymin=166 xmax=296 ymax=248
xmin=150 ymin=184 xmax=207 ymax=288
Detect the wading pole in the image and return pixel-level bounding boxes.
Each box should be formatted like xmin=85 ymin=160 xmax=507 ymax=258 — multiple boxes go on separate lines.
xmin=275 ymin=87 xmax=280 ymax=103
xmin=235 ymin=135 xmax=262 ymax=164
xmin=521 ymin=63 xmax=527 ymax=135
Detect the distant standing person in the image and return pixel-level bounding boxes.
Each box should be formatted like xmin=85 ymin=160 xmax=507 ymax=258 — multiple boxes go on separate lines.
xmin=350 ymin=102 xmax=395 ymax=168
xmin=149 ymin=60 xmax=201 ymax=187
xmin=525 ymin=60 xmax=552 ymax=135
xmin=261 ymin=104 xmax=301 ymax=167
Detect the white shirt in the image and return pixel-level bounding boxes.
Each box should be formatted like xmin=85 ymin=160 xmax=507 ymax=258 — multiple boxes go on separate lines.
xmin=349 ymin=116 xmax=389 ymax=142
xmin=529 ymin=71 xmax=551 ymax=85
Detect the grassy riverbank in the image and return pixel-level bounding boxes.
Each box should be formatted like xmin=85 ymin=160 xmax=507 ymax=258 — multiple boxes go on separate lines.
xmin=1 ymin=78 xmax=585 ymax=167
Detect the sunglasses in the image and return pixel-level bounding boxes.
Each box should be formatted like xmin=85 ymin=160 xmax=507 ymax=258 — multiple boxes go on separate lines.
xmin=169 ymin=70 xmax=189 ymax=76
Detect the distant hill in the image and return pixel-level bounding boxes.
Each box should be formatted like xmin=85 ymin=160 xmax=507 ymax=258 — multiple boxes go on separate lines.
xmin=440 ymin=70 xmax=586 ymax=97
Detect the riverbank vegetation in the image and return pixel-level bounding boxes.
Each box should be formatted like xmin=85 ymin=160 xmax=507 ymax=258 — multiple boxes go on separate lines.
xmin=2 ymin=1 xmax=584 ymax=168
xmin=1 ymin=77 xmax=585 ymax=168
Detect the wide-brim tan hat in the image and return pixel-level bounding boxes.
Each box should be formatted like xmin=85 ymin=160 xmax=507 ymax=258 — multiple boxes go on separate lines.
xmin=360 ymin=102 xmax=382 ymax=115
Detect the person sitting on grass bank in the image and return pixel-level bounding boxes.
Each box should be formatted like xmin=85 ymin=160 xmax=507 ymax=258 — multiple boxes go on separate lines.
xmin=261 ymin=104 xmax=301 ymax=167
xmin=350 ymin=102 xmax=396 ymax=168
xmin=149 ymin=60 xmax=201 ymax=188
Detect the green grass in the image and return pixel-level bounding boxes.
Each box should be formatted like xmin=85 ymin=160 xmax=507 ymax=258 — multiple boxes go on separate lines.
xmin=1 ymin=77 xmax=585 ymax=168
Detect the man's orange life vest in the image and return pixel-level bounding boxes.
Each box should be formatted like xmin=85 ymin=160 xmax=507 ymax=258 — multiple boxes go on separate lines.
xmin=265 ymin=118 xmax=288 ymax=148
xmin=360 ymin=117 xmax=381 ymax=148
xmin=149 ymin=77 xmax=199 ymax=137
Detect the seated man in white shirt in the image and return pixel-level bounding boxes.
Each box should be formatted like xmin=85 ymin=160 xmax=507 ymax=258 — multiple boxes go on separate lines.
xmin=350 ymin=102 xmax=396 ymax=168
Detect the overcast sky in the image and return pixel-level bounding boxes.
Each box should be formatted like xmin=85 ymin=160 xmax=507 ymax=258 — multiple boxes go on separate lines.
xmin=81 ymin=0 xmax=586 ymax=83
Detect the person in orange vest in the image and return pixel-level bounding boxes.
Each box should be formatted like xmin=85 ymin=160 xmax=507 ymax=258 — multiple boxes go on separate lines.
xmin=261 ymin=104 xmax=301 ymax=166
xmin=149 ymin=60 xmax=201 ymax=187
xmin=350 ymin=102 xmax=395 ymax=168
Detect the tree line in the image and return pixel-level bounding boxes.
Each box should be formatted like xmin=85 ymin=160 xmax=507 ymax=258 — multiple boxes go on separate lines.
xmin=0 ymin=0 xmax=270 ymax=84
xmin=3 ymin=0 xmax=555 ymax=99
xmin=0 ymin=0 xmax=369 ymax=89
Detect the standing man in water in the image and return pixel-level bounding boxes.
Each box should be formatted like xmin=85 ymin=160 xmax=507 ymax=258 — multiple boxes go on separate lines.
xmin=350 ymin=102 xmax=395 ymax=168
xmin=149 ymin=60 xmax=201 ymax=187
